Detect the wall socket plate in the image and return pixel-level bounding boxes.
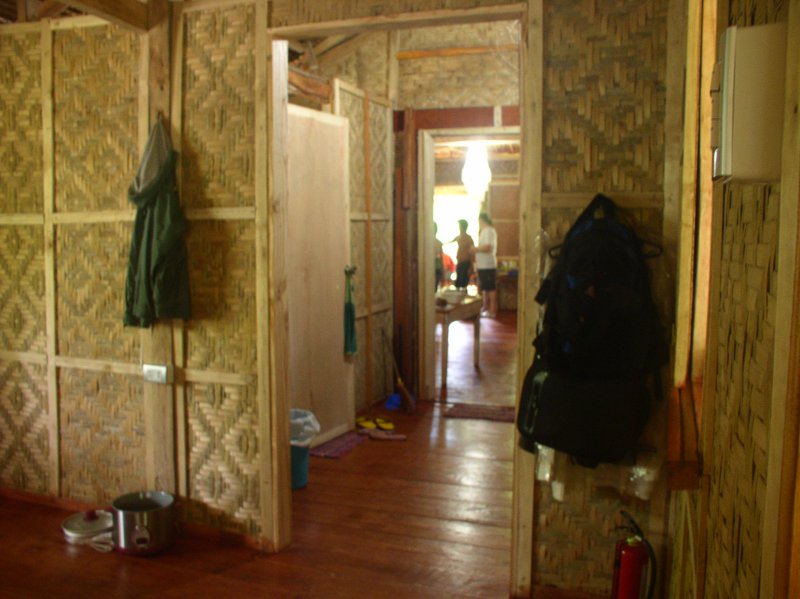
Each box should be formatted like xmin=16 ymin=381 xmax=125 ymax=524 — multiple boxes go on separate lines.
xmin=142 ymin=363 xmax=173 ymax=384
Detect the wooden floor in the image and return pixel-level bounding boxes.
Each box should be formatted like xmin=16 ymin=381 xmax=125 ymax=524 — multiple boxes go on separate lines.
xmin=0 ymin=312 xmax=518 ymax=598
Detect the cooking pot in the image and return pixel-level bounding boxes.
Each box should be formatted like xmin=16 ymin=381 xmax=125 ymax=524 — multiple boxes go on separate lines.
xmin=111 ymin=490 xmax=176 ymax=556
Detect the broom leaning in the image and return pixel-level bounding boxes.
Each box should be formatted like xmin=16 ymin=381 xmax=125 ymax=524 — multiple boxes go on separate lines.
xmin=382 ymin=329 xmax=416 ymax=414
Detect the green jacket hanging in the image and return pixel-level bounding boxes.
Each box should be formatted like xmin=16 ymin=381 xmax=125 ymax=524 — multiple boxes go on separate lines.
xmin=124 ymin=119 xmax=191 ymax=328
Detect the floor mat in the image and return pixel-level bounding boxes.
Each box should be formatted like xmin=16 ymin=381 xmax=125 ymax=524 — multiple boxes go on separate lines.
xmin=443 ymin=403 xmax=515 ymax=422
xmin=310 ymin=431 xmax=368 ymax=459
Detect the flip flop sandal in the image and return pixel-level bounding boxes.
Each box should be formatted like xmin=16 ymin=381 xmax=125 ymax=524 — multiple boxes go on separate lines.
xmin=366 ymin=429 xmax=406 ymax=441
xmin=356 ymin=416 xmax=376 ymax=430
xmin=373 ymin=417 xmax=394 ymax=432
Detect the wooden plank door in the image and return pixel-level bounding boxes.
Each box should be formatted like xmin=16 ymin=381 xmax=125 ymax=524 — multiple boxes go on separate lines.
xmin=287 ymin=104 xmax=353 ymax=446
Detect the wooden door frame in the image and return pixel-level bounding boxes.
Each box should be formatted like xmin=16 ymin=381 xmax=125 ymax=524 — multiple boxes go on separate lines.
xmin=268 ymin=3 xmax=541 ymax=595
xmin=415 ymin=125 xmax=521 ymax=403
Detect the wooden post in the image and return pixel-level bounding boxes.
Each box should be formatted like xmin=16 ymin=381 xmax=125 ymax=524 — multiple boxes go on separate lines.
xmin=141 ymin=0 xmax=177 ymax=494
xmin=511 ymin=1 xmax=542 ymax=596
xmin=41 ymin=20 xmax=59 ymax=496
xmin=363 ymin=93 xmax=374 ymax=408
xmin=265 ymin=31 xmax=292 ymax=550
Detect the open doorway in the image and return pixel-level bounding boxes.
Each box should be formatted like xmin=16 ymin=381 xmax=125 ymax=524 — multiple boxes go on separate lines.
xmin=417 ymin=129 xmax=520 ymax=403
xmin=269 ymin=6 xmax=537 ymax=593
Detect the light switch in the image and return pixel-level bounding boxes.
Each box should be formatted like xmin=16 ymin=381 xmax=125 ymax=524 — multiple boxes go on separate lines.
xmin=142 ymin=364 xmax=172 ymax=384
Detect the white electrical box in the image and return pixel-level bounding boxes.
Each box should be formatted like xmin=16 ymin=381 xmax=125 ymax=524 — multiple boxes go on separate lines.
xmin=712 ymin=22 xmax=787 ymax=181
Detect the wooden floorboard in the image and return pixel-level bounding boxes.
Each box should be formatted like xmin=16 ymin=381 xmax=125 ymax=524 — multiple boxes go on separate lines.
xmin=0 ymin=311 xmax=519 ymax=598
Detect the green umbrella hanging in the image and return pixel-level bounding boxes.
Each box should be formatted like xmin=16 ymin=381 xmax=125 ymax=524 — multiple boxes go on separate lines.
xmin=344 ymin=267 xmax=357 ymax=356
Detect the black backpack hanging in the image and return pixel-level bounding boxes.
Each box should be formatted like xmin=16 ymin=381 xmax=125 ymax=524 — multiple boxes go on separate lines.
xmin=517 ymin=194 xmax=667 ymax=467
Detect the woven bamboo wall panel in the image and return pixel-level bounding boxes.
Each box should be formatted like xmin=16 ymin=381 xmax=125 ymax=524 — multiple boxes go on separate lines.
xmin=186 ymin=381 xmax=261 ymax=535
xmin=398 ymin=20 xmax=519 ymax=49
xmin=351 ymin=315 xmax=390 ymax=409
xmin=0 ymin=31 xmax=42 ymax=214
xmin=372 ymin=221 xmax=393 ymax=306
xmin=56 ymin=223 xmax=140 ymax=362
xmin=0 ymin=226 xmax=46 ymax=353
xmin=270 ymin=0 xmax=512 ymax=27
xmin=59 ymin=369 xmax=146 ymax=504
xmin=350 ymin=221 xmax=367 ymax=313
xmin=542 ymin=204 xmax=663 ymax=253
xmin=339 ymin=87 xmax=366 ymax=214
xmin=353 ymin=319 xmax=367 ymax=411
xmin=184 ymin=220 xmax=257 ymax=373
xmin=369 ymin=101 xmax=393 ymax=215
xmin=371 ymin=309 xmax=393 ymax=404
xmin=704 ymin=184 xmax=777 ymax=599
xmin=318 ymin=33 xmax=389 ymax=99
xmin=53 ymin=26 xmax=140 ymax=213
xmin=0 ymin=361 xmax=48 ymax=493
xmin=181 ymin=6 xmax=255 ymax=209
xmin=398 ymin=49 xmax=519 ymax=109
xmin=534 ymin=481 xmax=653 ymax=594
xmin=395 ymin=20 xmax=519 ymax=109
xmin=543 ymin=0 xmax=667 ymax=194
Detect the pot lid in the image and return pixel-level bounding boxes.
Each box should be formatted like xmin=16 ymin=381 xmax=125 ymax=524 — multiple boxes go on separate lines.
xmin=61 ymin=509 xmax=113 ymax=542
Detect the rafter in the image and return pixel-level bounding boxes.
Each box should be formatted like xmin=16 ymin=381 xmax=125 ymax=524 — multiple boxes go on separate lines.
xmin=57 ymin=0 xmax=148 ymax=32
xmin=37 ymin=1 xmax=69 ymax=20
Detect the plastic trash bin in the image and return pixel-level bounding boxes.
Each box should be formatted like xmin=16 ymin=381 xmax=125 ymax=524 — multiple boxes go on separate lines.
xmin=290 ymin=409 xmax=320 ymax=489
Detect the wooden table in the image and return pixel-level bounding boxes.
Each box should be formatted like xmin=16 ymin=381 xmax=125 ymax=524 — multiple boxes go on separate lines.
xmin=436 ymin=296 xmax=481 ymax=390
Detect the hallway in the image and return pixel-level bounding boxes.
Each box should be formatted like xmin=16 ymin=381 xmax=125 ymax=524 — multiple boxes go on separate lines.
xmin=0 ymin=312 xmax=519 ymax=597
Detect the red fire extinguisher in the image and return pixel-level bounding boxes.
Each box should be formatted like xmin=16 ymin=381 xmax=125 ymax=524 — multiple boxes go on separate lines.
xmin=611 ymin=510 xmax=657 ymax=599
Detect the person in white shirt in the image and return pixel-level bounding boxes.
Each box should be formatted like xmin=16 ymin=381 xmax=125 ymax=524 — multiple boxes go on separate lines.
xmin=472 ymin=212 xmax=498 ymax=317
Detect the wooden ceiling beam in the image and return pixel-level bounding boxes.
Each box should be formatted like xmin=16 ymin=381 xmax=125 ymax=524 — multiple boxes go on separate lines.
xmin=37 ymin=1 xmax=69 ymax=20
xmin=397 ymin=44 xmax=518 ymax=60
xmin=57 ymin=0 xmax=148 ymax=32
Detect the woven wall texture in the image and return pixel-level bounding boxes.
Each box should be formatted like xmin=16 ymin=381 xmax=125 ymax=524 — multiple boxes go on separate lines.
xmin=0 ymin=31 xmax=42 ymax=214
xmin=543 ymin=0 xmax=668 ymax=193
xmin=53 ymin=26 xmax=140 ymax=212
xmin=59 ymin=369 xmax=146 ymax=505
xmin=397 ymin=22 xmax=519 ymax=109
xmin=535 ymin=8 xmax=668 ymax=589
xmin=56 ymin=222 xmax=140 ymax=362
xmin=0 ymin=226 xmax=46 ymax=353
xmin=705 ymin=188 xmax=778 ymax=598
xmin=0 ymin=22 xmax=144 ymax=500
xmin=186 ymin=381 xmax=261 ymax=535
xmin=270 ymin=0 xmax=512 ymax=27
xmin=0 ymin=361 xmax=48 ymax=493
xmin=178 ymin=6 xmax=262 ymax=532
xmin=184 ymin=219 xmax=257 ymax=374
xmin=317 ymin=32 xmax=390 ymax=99
xmin=334 ymin=86 xmax=395 ymax=410
xmin=181 ymin=6 xmax=256 ymax=209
